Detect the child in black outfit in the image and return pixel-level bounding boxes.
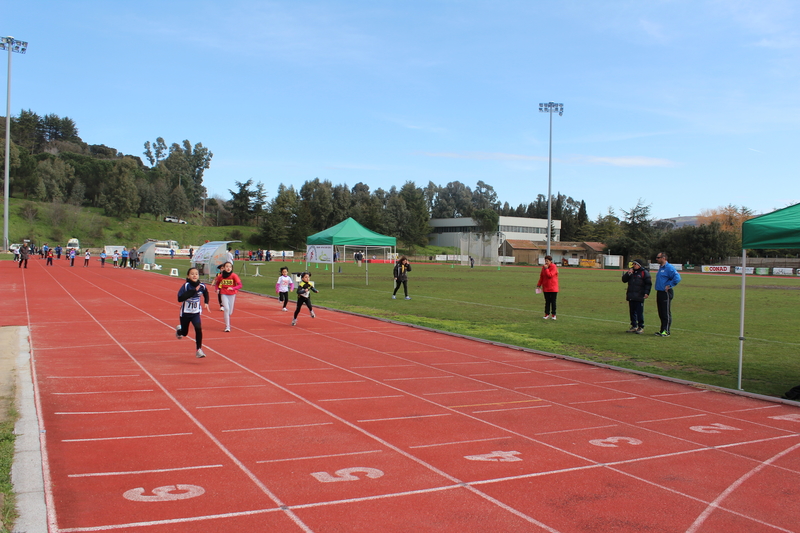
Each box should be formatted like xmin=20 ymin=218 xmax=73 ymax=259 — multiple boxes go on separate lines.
xmin=292 ymin=272 xmax=319 ymax=326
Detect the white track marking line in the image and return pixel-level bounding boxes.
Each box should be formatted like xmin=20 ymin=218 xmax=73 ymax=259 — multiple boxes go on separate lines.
xmin=317 ymin=395 xmax=405 ymax=402
xmin=474 ymin=405 xmax=552 ymax=414
xmin=568 ymin=396 xmax=637 ymax=405
xmin=534 ymin=424 xmax=619 ymax=436
xmin=408 ymin=436 xmax=514 ymax=449
xmin=55 ymin=408 xmax=170 ymax=415
xmin=222 ymin=422 xmax=334 ymax=433
xmin=384 ymin=375 xmax=455 ymax=381
xmin=514 ymin=383 xmax=578 ymax=389
xmin=62 ymin=432 xmax=192 ymax=442
xmin=47 ymin=374 xmax=140 ymax=379
xmin=469 ymin=372 xmax=532 ymax=377
xmin=286 ymin=380 xmax=365 ymax=385
xmin=160 ymin=371 xmax=245 ymax=376
xmin=196 ymin=401 xmax=296 ymax=409
xmin=431 ymin=361 xmax=494 ymax=366
xmin=257 ymin=450 xmax=383 ymax=463
xmin=261 ymin=367 xmax=335 ymax=372
xmin=175 ymin=384 xmax=270 ymax=391
xmin=423 ymin=389 xmax=498 ymax=396
xmin=69 ymin=464 xmax=224 ymax=477
xmin=52 ymin=389 xmax=154 ymax=395
xmin=637 ymin=414 xmax=707 ymax=423
xmin=350 ymin=364 xmax=417 ymax=369
xmin=721 ymin=405 xmax=781 ymax=413
xmin=651 ymin=390 xmax=709 ymax=397
xmin=358 ymin=413 xmax=451 ymax=423
xmin=596 ymin=378 xmax=649 ymax=384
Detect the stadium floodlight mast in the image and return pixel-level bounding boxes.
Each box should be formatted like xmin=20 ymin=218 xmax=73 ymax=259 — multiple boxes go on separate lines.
xmin=539 ymin=101 xmax=564 ymax=257
xmin=2 ymin=36 xmax=28 ymax=253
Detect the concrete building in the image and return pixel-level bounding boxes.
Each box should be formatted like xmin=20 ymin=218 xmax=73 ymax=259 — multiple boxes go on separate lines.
xmin=428 ymin=216 xmax=561 ymax=247
xmin=502 ymin=240 xmax=605 ymax=265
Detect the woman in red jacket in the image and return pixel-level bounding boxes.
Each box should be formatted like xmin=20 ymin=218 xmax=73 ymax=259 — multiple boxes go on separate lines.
xmin=537 ymin=255 xmax=559 ymax=320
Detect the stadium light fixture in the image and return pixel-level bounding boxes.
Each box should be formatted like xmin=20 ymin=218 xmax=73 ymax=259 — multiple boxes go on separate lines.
xmin=539 ymin=101 xmax=564 ymax=257
xmin=2 ymin=36 xmax=28 ymax=252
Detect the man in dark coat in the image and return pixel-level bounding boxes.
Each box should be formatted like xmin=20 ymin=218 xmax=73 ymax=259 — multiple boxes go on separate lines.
xmin=621 ymin=258 xmax=652 ymax=333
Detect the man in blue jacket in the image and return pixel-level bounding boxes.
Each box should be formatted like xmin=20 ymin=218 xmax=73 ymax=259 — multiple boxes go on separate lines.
xmin=654 ymin=252 xmax=681 ymax=337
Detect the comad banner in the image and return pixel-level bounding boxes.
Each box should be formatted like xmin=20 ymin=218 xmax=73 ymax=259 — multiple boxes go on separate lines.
xmin=306 ymin=245 xmax=333 ymax=264
xmin=702 ymin=265 xmax=731 ymax=273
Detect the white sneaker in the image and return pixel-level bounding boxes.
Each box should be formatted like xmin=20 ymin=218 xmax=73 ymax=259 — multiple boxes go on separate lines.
xmin=391 ymin=295 xmax=396 ymax=299
xmin=224 ymin=327 xmax=230 ymax=332
xmin=176 ymin=325 xmax=182 ymax=339
xmin=405 ymin=296 xmax=411 ymax=300
xmin=291 ymin=319 xmax=297 ymax=326
xmin=220 ymin=306 xmax=225 ymax=311
xmin=311 ymin=311 xmax=315 ymax=318
xmin=196 ymin=349 xmax=206 ymax=358
xmin=543 ymin=315 xmax=549 ymax=319
xmin=282 ymin=308 xmax=287 ymax=312
xmin=551 ymin=315 xmax=557 ymax=321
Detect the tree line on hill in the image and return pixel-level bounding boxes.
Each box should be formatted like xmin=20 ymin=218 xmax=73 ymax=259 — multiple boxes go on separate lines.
xmin=2 ymin=110 xmax=785 ymax=262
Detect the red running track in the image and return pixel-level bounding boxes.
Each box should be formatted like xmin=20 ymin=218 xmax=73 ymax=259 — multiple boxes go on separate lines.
xmin=5 ymin=259 xmax=800 ymax=532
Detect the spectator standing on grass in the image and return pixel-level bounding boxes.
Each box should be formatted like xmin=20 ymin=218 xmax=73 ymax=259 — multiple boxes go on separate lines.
xmin=622 ymin=259 xmax=651 ymax=334
xmin=292 ymin=272 xmax=319 ymax=326
xmin=170 ymin=248 xmax=175 ymax=259
xmin=18 ymin=244 xmax=29 ymax=269
xmin=129 ymin=247 xmax=139 ymax=269
xmin=120 ymin=247 xmax=128 ymax=268
xmin=654 ymin=252 xmax=681 ymax=337
xmin=188 ymin=247 xmax=194 ymax=260
xmin=175 ymin=267 xmax=210 ymax=358
xmin=213 ymin=261 xmax=242 ymax=332
xmin=113 ymin=250 xmax=119 ymax=268
xmin=537 ymin=255 xmax=559 ymax=320
xmin=275 ymin=267 xmax=294 ymax=312
xmin=392 ymin=256 xmax=412 ymax=300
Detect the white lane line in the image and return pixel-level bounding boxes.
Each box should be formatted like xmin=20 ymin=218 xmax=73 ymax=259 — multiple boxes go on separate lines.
xmin=545 ymin=367 xmax=602 ymax=373
xmin=358 ymin=413 xmax=451 ymax=423
xmin=514 ymin=383 xmax=578 ymax=389
xmin=57 ymin=507 xmax=282 ymax=532
xmin=69 ymin=464 xmax=224 ymax=477
xmin=721 ymin=405 xmax=781 ymax=414
xmin=262 ymin=367 xmax=335 ymax=372
xmin=383 ymin=376 xmax=455 ymax=381
xmin=534 ymin=424 xmax=618 ymax=436
xmin=222 ymin=422 xmax=334 ymax=433
xmin=469 ymin=372 xmax=532 ymax=377
xmin=474 ymin=405 xmax=552 ymax=414
xmin=596 ymin=378 xmax=649 ymax=384
xmin=317 ymin=395 xmax=405 ymax=402
xmin=161 ymin=371 xmax=245 ymax=376
xmin=409 ymin=436 xmax=513 ymax=449
xmin=430 ymin=361 xmax=493 ymax=366
xmin=55 ymin=408 xmax=170 ymax=415
xmin=257 ymin=450 xmax=383 ymax=464
xmin=350 ymin=364 xmax=417 ymax=369
xmin=63 ymin=432 xmax=192 ymax=442
xmin=637 ymin=414 xmax=706 ymax=424
xmin=422 ymin=389 xmax=498 ymax=396
xmin=52 ymin=389 xmax=154 ymax=395
xmin=175 ymin=385 xmax=270 ymax=391
xmin=47 ymin=375 xmax=140 ymax=379
xmin=568 ymin=396 xmax=637 ymax=405
xmin=196 ymin=401 xmax=296 ymax=409
xmin=651 ymin=390 xmax=709 ymax=397
xmin=286 ymin=380 xmax=365 ymax=386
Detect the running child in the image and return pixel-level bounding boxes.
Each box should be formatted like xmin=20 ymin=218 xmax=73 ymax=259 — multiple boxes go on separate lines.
xmin=46 ymin=248 xmax=54 ymax=266
xmin=84 ymin=249 xmax=91 ymax=267
xmin=275 ymin=267 xmax=294 ymax=312
xmin=100 ymin=250 xmax=107 ymax=267
xmin=292 ymin=272 xmax=319 ymax=326
xmin=213 ymin=261 xmax=242 ymax=332
xmin=176 ymin=267 xmax=210 ymax=358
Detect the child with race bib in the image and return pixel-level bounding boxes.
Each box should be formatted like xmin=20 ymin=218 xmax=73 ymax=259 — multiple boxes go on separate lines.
xmin=176 ymin=267 xmax=210 ymax=358
xmin=213 ymin=261 xmax=243 ymax=332
xmin=275 ymin=267 xmax=294 ymax=312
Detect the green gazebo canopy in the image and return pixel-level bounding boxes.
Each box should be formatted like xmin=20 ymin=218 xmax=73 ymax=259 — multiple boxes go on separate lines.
xmin=742 ymin=202 xmax=800 ymax=249
xmin=306 ymin=218 xmax=396 ymax=247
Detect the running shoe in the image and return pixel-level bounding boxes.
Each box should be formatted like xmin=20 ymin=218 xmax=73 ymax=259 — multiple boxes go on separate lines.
xmin=220 ymin=306 xmax=225 ymax=311
xmin=550 ymin=315 xmax=557 ymax=321
xmin=292 ymin=319 xmax=297 ymax=326
xmin=196 ymin=349 xmax=206 ymax=358
xmin=391 ymin=295 xmax=396 ymax=299
xmin=635 ymin=328 xmax=644 ymax=334
xmin=224 ymin=327 xmax=230 ymax=332
xmin=405 ymin=296 xmax=411 ymax=300
xmin=627 ymin=326 xmax=638 ymax=333
xmin=175 ymin=325 xmax=182 ymax=340
xmin=543 ymin=315 xmax=549 ymax=319
xmin=311 ymin=311 xmax=315 ymax=318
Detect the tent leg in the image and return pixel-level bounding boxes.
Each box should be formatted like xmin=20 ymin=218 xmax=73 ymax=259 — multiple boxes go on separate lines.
xmin=738 ymin=249 xmax=746 ymax=390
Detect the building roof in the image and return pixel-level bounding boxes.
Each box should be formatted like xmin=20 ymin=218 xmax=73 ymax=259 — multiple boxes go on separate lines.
xmin=583 ymin=242 xmax=606 ymax=252
xmin=504 ymin=240 xmax=606 ymax=252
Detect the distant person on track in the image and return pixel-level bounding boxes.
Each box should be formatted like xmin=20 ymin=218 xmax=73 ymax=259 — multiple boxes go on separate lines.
xmin=654 ymin=252 xmax=681 ymax=337
xmin=176 ymin=267 xmax=210 ymax=358
xmin=276 ymin=267 xmax=294 ymax=312
xmin=129 ymin=247 xmax=139 ymax=269
xmin=622 ymin=259 xmax=651 ymax=334
xmin=537 ymin=255 xmax=559 ymax=320
xmin=46 ymin=248 xmax=54 ymax=266
xmin=100 ymin=250 xmax=106 ymax=267
xmin=69 ymin=248 xmax=76 ymax=267
xmin=84 ymin=249 xmax=91 ymax=267
xmin=113 ymin=250 xmax=119 ymax=268
xmin=18 ymin=244 xmax=29 ymax=269
xmin=392 ymin=256 xmax=412 ymax=300
xmin=213 ymin=261 xmax=242 ymax=333
xmin=292 ymin=272 xmax=319 ymax=326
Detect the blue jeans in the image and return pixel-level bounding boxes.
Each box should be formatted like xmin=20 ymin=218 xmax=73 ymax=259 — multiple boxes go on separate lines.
xmin=628 ymin=300 xmax=644 ymax=328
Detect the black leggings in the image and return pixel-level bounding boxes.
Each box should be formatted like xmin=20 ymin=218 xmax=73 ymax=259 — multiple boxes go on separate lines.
xmin=544 ymin=292 xmax=558 ymax=316
xmin=279 ymin=292 xmax=290 ymax=308
xmin=294 ymin=298 xmax=312 ymax=319
xmin=393 ymin=280 xmax=408 ymax=296
xmin=179 ymin=314 xmax=203 ymax=349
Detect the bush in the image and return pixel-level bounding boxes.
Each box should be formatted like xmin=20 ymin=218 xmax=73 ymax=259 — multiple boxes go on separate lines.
xmin=228 ymin=229 xmax=244 ymax=241
xmin=51 ymin=228 xmax=64 ymax=243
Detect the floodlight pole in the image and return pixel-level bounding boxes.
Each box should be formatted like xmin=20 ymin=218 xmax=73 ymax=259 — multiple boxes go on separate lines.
xmin=2 ymin=36 xmax=28 ymax=252
xmin=539 ymin=101 xmax=563 ymax=257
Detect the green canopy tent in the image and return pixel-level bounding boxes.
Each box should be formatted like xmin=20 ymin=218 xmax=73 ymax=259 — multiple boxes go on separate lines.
xmin=306 ymin=218 xmax=396 ymax=288
xmin=738 ymin=202 xmax=800 ymax=388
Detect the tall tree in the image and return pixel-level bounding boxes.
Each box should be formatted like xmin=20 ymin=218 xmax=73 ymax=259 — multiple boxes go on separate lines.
xmin=228 ymin=179 xmax=256 ymax=225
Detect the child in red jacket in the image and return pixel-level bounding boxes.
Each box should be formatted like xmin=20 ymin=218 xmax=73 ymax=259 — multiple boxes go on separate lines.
xmin=537 ymin=255 xmax=559 ymax=320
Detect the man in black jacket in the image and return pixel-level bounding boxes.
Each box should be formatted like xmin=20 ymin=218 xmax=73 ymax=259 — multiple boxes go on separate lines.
xmin=622 ymin=259 xmax=652 ymax=334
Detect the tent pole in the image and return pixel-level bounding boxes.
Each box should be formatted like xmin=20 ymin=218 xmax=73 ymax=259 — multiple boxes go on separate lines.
xmin=738 ymin=249 xmax=746 ymax=390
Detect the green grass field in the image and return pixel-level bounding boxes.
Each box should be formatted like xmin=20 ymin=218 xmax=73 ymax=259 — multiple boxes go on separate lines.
xmin=144 ymin=259 xmax=799 ymax=399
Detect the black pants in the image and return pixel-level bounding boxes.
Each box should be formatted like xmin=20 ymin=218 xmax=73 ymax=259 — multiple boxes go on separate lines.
xmin=628 ymin=300 xmax=644 ymax=328
xmin=294 ymin=297 xmax=313 ymax=319
xmin=393 ymin=280 xmax=408 ymax=297
xmin=279 ymin=292 xmax=290 ymax=308
xmin=18 ymin=258 xmax=28 ymax=268
xmin=544 ymin=292 xmax=558 ymax=316
xmin=179 ymin=314 xmax=203 ymax=349
xmin=656 ymin=289 xmax=674 ymax=333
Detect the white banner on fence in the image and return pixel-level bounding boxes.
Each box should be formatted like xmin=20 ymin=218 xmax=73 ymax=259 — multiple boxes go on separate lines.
xmin=734 ymin=266 xmax=755 ymax=274
xmin=773 ymin=267 xmax=794 ymax=276
xmin=702 ymin=265 xmax=730 ymax=273
xmin=306 ymin=245 xmax=333 ymax=264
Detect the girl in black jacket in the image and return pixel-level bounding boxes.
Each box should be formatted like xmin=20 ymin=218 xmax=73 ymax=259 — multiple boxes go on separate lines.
xmin=392 ymin=256 xmax=412 ymax=300
xmin=621 ymin=259 xmax=652 ymax=333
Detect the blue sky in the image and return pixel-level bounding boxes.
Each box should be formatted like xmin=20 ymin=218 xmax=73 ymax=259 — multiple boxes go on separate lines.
xmin=5 ymin=0 xmax=799 ymax=220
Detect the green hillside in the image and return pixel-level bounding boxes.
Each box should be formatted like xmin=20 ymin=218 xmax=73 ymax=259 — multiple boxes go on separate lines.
xmin=2 ymin=198 xmax=261 ymax=250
